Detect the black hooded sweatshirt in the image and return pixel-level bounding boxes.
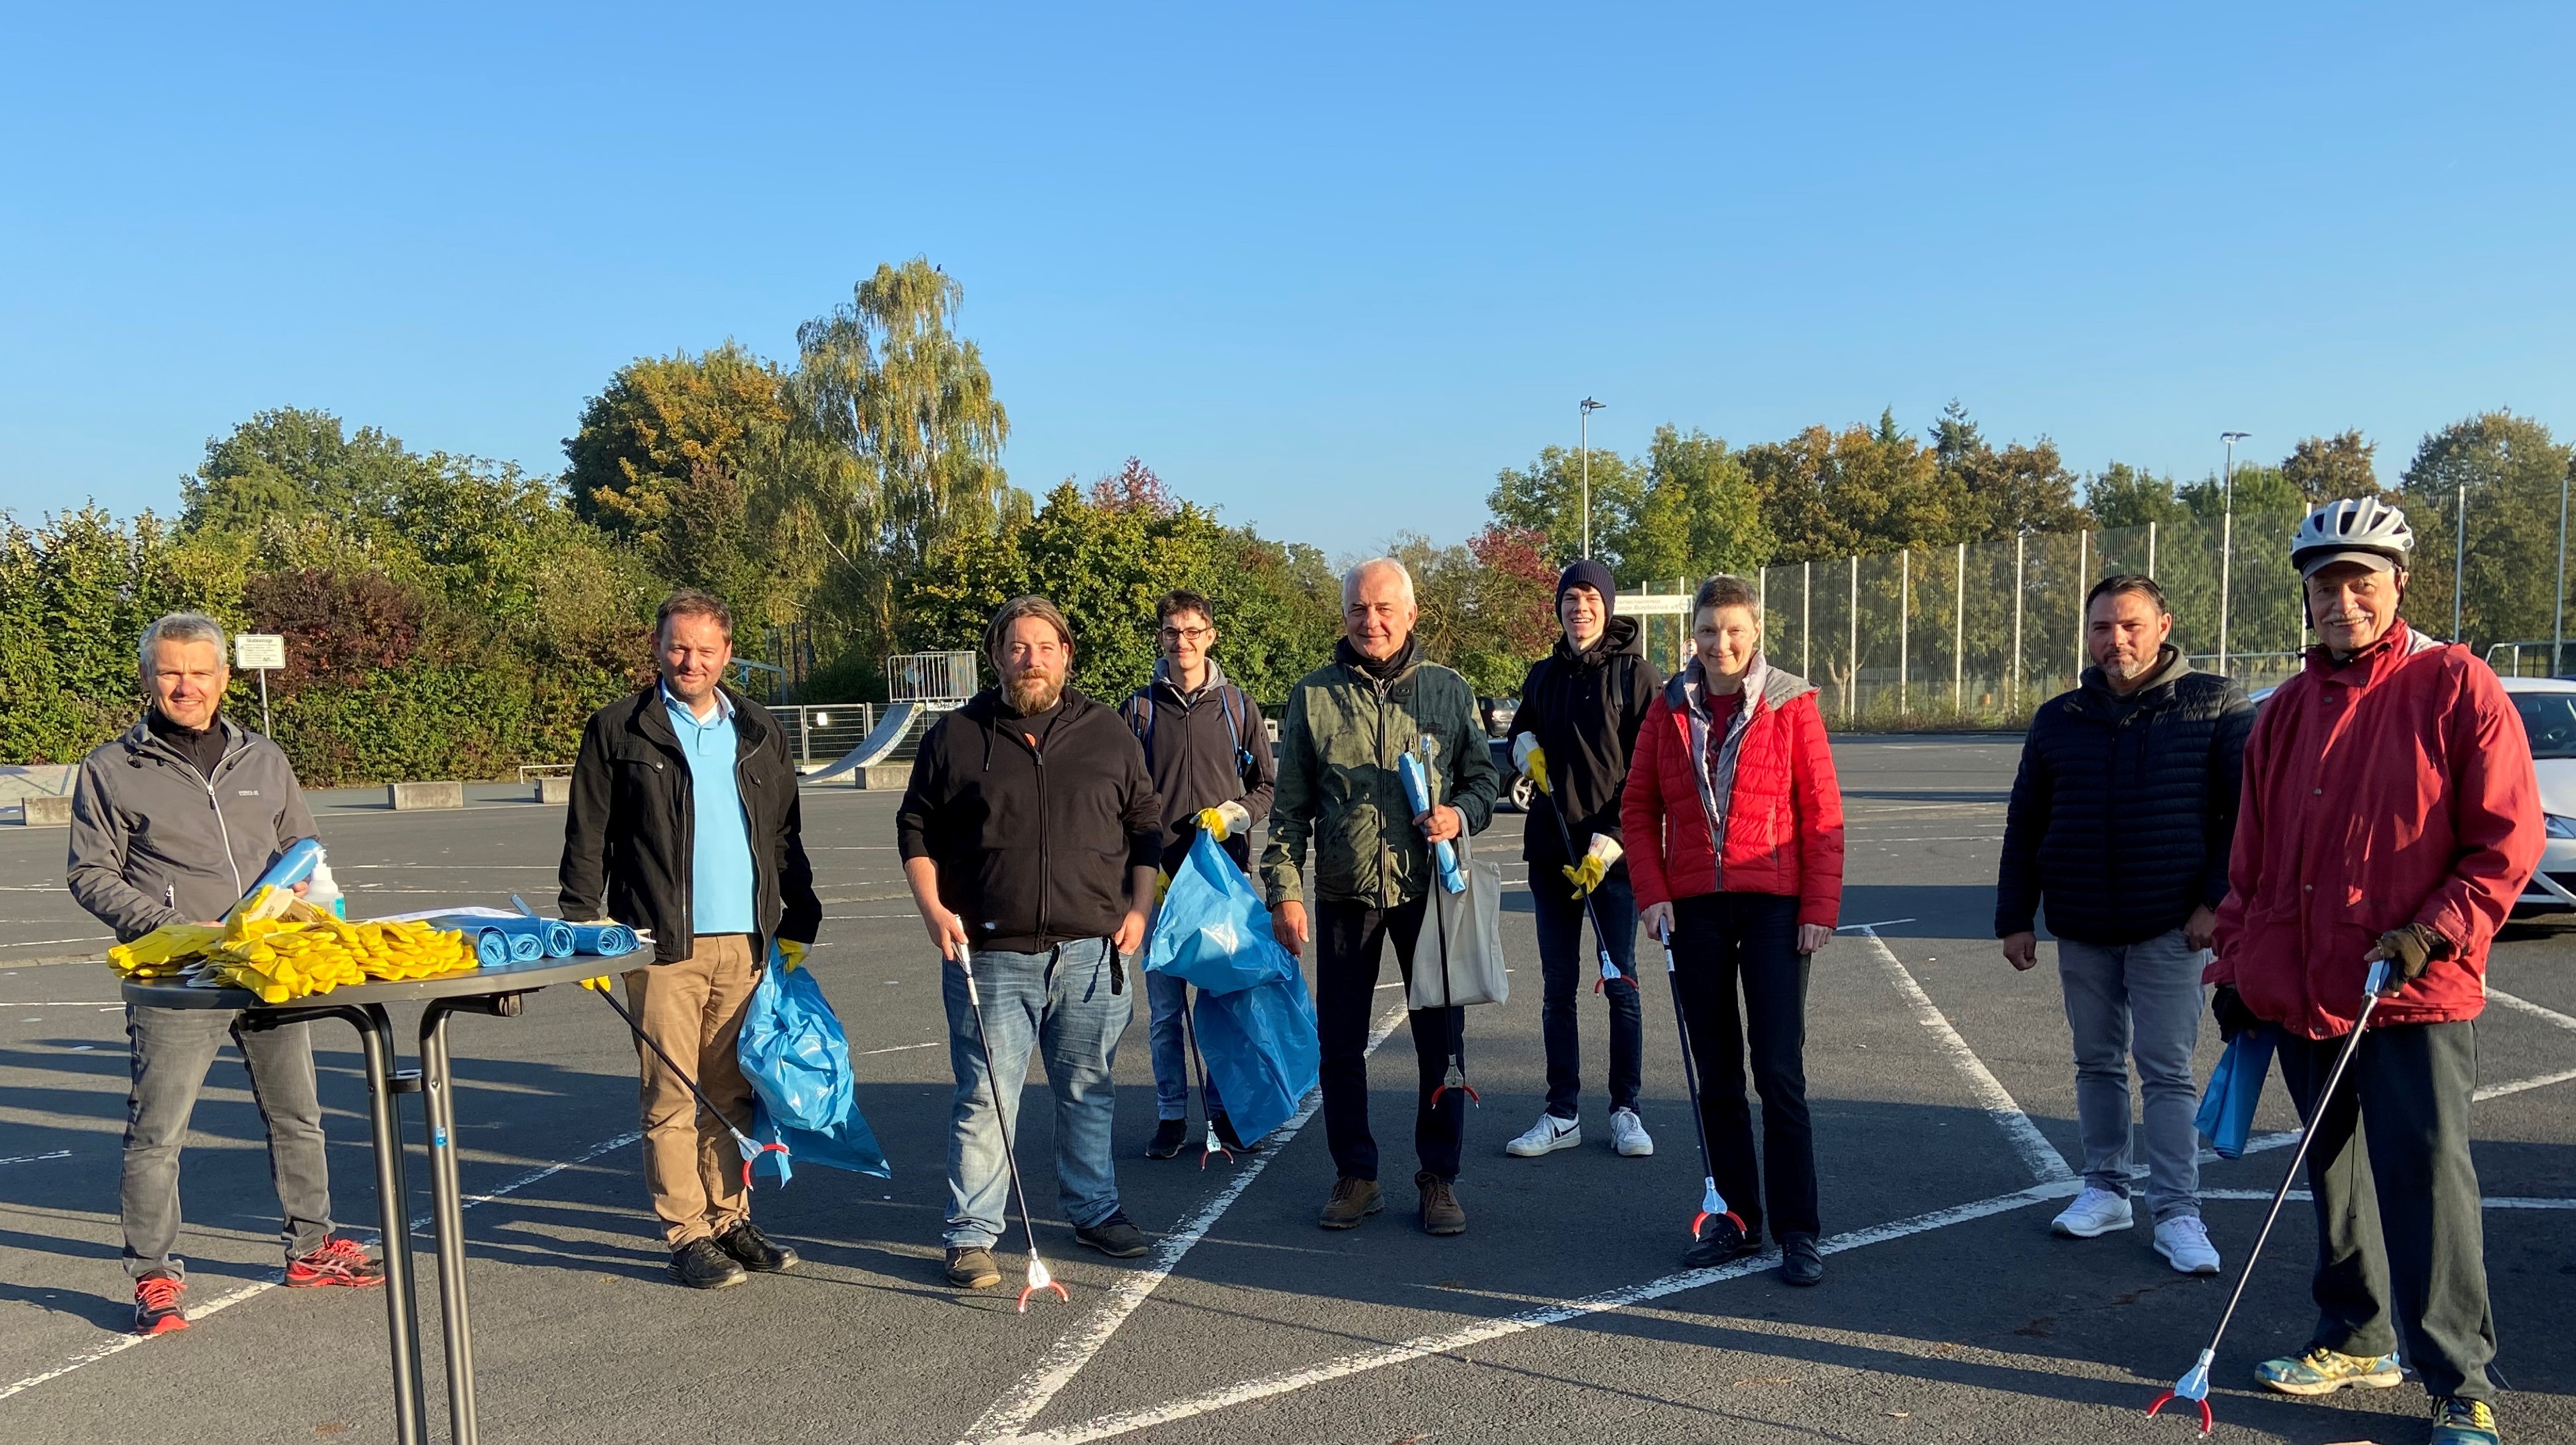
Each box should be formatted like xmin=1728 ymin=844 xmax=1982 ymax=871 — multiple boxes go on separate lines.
xmin=1513 ymin=615 xmax=1663 ymax=868
xmin=895 ymin=686 xmax=1163 ymax=955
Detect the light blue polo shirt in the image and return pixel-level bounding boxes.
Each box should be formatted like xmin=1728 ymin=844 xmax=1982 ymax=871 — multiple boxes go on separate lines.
xmin=663 ymin=684 xmax=756 ymax=936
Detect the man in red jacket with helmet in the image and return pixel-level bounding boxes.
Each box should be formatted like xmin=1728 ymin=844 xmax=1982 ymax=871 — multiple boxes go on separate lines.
xmin=2209 ymin=497 xmax=2540 ymax=1445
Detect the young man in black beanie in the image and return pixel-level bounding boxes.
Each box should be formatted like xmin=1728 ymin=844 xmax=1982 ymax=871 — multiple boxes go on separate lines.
xmin=1505 ymin=559 xmax=1664 ymax=1159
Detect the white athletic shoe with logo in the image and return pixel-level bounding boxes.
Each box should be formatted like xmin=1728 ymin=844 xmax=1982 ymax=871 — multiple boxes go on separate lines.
xmin=2154 ymin=1214 xmax=2222 ymax=1275
xmin=1609 ymin=1108 xmax=1654 ymax=1157
xmin=2050 ymin=1186 xmax=2134 ymax=1238
xmin=1504 ymin=1113 xmax=1581 ymax=1157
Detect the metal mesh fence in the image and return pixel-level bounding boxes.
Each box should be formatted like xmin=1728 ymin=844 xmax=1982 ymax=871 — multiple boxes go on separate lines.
xmin=1727 ymin=510 xmax=2316 ymax=726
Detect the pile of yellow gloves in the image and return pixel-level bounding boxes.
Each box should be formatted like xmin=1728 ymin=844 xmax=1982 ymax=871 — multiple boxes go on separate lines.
xmin=107 ymin=888 xmax=476 ymax=1003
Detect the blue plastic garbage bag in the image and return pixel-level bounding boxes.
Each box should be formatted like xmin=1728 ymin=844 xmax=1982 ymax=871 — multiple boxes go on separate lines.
xmin=1191 ymin=970 xmax=1320 ymax=1144
xmin=507 ymin=897 xmax=579 ymax=958
xmin=750 ymin=1098 xmax=890 ymax=1186
xmin=738 ymin=944 xmax=855 ymax=1134
xmin=1147 ymin=830 xmax=1297 ymax=996
xmin=2195 ymin=1028 xmax=2275 ymax=1159
xmin=567 ymin=922 xmax=639 ymax=957
xmin=419 ymin=916 xmax=520 ymax=968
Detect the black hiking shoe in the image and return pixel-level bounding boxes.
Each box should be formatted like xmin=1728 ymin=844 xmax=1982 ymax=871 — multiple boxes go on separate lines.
xmin=669 ymin=1238 xmax=747 ymax=1290
xmin=1682 ymin=1214 xmax=1761 ymax=1269
xmin=1780 ymin=1232 xmax=1824 ymax=1286
xmin=1076 ymin=1211 xmax=1150 ymax=1258
xmin=1211 ymin=1112 xmax=1259 ymax=1152
xmin=945 ymin=1246 xmax=1001 ymax=1289
xmin=716 ymin=1222 xmax=799 ymax=1273
xmin=1145 ymin=1118 xmax=1189 ymax=1159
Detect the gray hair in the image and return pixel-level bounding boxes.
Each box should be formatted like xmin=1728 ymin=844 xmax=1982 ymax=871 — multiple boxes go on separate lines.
xmin=1343 ymin=557 xmax=1417 ymax=609
xmin=139 ymin=613 xmax=229 ymax=678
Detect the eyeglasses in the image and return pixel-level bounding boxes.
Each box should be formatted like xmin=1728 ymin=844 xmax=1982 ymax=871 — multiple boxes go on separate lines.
xmin=1159 ymin=625 xmax=1213 ymax=642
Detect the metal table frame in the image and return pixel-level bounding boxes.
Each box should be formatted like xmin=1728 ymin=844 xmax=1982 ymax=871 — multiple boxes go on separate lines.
xmin=123 ymin=956 xmax=611 ymax=1445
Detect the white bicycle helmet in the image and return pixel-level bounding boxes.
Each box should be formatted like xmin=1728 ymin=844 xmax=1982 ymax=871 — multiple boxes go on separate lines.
xmin=2289 ymin=496 xmax=2413 ymax=578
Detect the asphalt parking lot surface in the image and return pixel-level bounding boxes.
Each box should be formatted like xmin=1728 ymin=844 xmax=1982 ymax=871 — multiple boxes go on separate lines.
xmin=2 ymin=737 xmax=2571 ymax=1444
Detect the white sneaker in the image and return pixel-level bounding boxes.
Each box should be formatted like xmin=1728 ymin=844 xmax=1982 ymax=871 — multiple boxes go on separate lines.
xmin=1609 ymin=1107 xmax=1654 ymax=1157
xmin=2154 ymin=1214 xmax=2221 ymax=1275
xmin=1504 ymin=1113 xmax=1581 ymax=1157
xmin=2050 ymin=1186 xmax=2134 ymax=1238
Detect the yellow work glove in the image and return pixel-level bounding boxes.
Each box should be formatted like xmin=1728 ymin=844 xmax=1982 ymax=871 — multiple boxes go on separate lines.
xmin=1155 ymin=868 xmax=1172 ymax=904
xmin=1561 ymin=834 xmax=1625 ymax=897
xmin=1195 ymin=800 xmax=1252 ymax=840
xmin=777 ymin=938 xmax=808 ymax=973
xmin=1511 ymin=734 xmax=1549 ymax=796
xmin=580 ymin=975 xmax=613 ymax=993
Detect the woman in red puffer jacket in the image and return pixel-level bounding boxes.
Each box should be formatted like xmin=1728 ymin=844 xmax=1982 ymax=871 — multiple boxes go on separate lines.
xmin=1623 ymin=573 xmax=1845 ymax=1282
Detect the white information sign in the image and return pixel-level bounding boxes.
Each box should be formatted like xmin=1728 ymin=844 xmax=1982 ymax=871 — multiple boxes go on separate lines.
xmin=235 ymin=634 xmax=286 ymax=671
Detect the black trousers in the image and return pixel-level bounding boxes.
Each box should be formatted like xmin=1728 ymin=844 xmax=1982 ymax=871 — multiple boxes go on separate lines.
xmin=2276 ymin=1018 xmax=2494 ymax=1402
xmin=1315 ymin=896 xmax=1465 ymax=1182
xmin=1668 ymin=892 xmax=1817 ymax=1240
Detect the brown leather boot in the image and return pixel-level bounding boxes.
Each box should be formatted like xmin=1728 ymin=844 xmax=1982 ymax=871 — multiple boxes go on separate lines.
xmin=1416 ymin=1171 xmax=1467 ymax=1236
xmin=1319 ymin=1175 xmax=1383 ymax=1229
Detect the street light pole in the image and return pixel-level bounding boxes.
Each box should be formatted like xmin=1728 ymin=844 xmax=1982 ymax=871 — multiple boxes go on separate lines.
xmin=2558 ymin=465 xmax=2570 ymax=675
xmin=2219 ymin=431 xmax=2249 ymax=673
xmin=1579 ymin=397 xmax=1605 ymax=559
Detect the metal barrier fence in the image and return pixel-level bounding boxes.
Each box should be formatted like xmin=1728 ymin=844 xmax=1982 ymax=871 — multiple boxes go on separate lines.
xmin=1622 ymin=509 xmax=2317 ymax=726
xmin=773 ymin=703 xmax=878 ymax=768
xmin=887 ymin=651 xmax=979 ymax=705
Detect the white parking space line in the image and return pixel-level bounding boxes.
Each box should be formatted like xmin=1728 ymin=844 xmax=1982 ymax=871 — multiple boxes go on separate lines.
xmin=962 ymin=1000 xmax=1411 ymax=1445
xmin=0 ymin=1150 xmax=73 ymax=1165
xmin=1007 ymin=1177 xmax=2086 ymax=1445
xmin=2490 ymin=988 xmax=2576 ymax=1034
xmin=0 ymin=1130 xmax=642 ymax=1404
xmin=1859 ymin=927 xmax=2073 ymax=1185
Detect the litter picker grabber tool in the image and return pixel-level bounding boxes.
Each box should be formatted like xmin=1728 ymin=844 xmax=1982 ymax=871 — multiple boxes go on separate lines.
xmin=1533 ymin=762 xmax=1629 ymax=996
xmin=955 ymin=942 xmax=1068 ymax=1312
xmin=2147 ymin=958 xmax=2397 ymax=1436
xmin=1405 ymin=738 xmax=1477 ymax=1110
xmin=1657 ymin=932 xmax=1745 ymax=1252
xmin=581 ymin=978 xmax=788 ymax=1188
xmin=1181 ymin=994 xmax=1233 ymax=1168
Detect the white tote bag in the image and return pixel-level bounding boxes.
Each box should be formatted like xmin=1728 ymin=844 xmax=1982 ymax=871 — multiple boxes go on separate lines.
xmin=1408 ymin=829 xmax=1508 ymax=1010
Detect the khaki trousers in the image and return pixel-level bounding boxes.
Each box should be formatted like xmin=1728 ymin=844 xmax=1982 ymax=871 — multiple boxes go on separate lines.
xmin=625 ymin=934 xmax=758 ymax=1248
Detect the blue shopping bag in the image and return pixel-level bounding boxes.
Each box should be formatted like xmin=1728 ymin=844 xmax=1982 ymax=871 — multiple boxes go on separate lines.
xmin=1147 ymin=830 xmax=1296 ymax=996
xmin=739 ymin=944 xmax=855 ymax=1134
xmin=2194 ymin=1028 xmax=2276 ymax=1160
xmin=1191 ymin=970 xmax=1321 ymax=1144
xmin=751 ymin=1100 xmax=890 ymax=1186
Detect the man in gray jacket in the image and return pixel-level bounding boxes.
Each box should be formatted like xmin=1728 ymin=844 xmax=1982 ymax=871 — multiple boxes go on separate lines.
xmin=67 ymin=613 xmax=381 ymax=1337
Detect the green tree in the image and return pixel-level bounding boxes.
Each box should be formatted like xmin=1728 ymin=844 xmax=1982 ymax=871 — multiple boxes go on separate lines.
xmin=1618 ymin=425 xmax=1774 ymax=587
xmin=2400 ymin=411 xmax=2575 ymax=649
xmin=563 ymin=342 xmax=799 ymax=621
xmin=1488 ymin=444 xmax=1645 ymax=573
xmin=777 ymin=258 xmax=1023 ymax=657
xmin=2281 ymin=430 xmax=2381 ymax=504
xmin=1743 ymin=411 xmax=1970 ymax=561
xmin=181 ymin=407 xmax=434 ymax=537
xmin=2086 ymin=463 xmax=2191 ymax=529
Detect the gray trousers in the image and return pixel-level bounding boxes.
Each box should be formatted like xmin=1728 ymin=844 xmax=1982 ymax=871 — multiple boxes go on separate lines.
xmin=2056 ymin=929 xmax=2203 ymax=1222
xmin=121 ymin=1005 xmax=333 ymax=1280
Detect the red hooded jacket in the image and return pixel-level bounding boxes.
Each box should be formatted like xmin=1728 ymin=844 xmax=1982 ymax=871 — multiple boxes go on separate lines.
xmin=1622 ymin=656 xmax=1844 ymax=929
xmin=2208 ymin=619 xmax=2543 ymax=1039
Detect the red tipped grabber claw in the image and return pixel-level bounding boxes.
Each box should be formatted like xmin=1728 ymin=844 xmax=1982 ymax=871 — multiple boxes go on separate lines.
xmin=1429 ymin=1061 xmax=1479 ymax=1108
xmin=2145 ymin=1350 xmax=2215 ymax=1434
xmin=1199 ymin=1120 xmax=1234 ymax=1169
xmin=1592 ymin=948 xmax=1623 ymax=994
xmin=1017 ymin=1255 xmax=1069 ymax=1314
xmin=1689 ymin=1179 xmax=1745 ymax=1247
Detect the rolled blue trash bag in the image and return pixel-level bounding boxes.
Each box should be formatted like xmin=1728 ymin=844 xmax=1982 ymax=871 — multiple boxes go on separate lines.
xmin=242 ymin=838 xmax=324 ymax=904
xmin=569 ymin=922 xmax=639 ymax=956
xmin=2195 ymin=1028 xmax=2276 ymax=1160
xmin=470 ymin=928 xmax=510 ymax=968
xmin=419 ymin=916 xmax=519 ymax=969
xmin=507 ymin=930 xmax=543 ymax=962
xmin=1397 ymin=748 xmax=1465 ymax=895
xmin=539 ymin=918 xmax=575 ymax=957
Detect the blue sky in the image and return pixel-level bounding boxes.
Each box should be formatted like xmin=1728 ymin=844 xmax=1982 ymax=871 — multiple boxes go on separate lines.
xmin=3 ymin=3 xmax=2569 ymax=559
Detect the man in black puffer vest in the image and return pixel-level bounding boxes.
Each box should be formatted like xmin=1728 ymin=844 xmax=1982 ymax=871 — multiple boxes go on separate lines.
xmin=1503 ymin=559 xmax=1665 ymax=1161
xmin=1997 ymin=575 xmax=2253 ymax=1275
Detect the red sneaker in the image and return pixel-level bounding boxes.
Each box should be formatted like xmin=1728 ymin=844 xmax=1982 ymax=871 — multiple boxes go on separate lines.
xmin=135 ymin=1272 xmax=189 ymax=1335
xmin=285 ymin=1237 xmax=385 ymax=1289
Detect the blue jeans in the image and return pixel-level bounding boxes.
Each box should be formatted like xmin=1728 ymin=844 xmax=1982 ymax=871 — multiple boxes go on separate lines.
xmin=1530 ymin=862 xmax=1642 ymax=1119
xmin=1147 ymin=968 xmax=1223 ymax=1121
xmin=2055 ymin=930 xmax=2203 ymax=1223
xmin=942 ymin=938 xmax=1131 ymax=1248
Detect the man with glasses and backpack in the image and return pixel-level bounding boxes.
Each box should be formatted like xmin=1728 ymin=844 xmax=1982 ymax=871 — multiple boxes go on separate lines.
xmin=1122 ymin=589 xmax=1279 ymax=1158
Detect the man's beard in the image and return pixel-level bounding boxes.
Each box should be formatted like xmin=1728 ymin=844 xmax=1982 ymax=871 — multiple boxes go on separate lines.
xmin=1003 ymin=671 xmax=1065 ymax=714
xmin=2099 ymin=651 xmax=2155 ymax=683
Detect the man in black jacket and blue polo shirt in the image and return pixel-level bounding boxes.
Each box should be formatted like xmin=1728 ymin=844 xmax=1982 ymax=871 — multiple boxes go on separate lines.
xmin=1997 ymin=574 xmax=2253 ymax=1275
xmin=1121 ymin=589 xmax=1279 ymax=1159
xmin=560 ymin=590 xmax=821 ymax=1290
xmin=900 ymin=595 xmax=1164 ymax=1290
